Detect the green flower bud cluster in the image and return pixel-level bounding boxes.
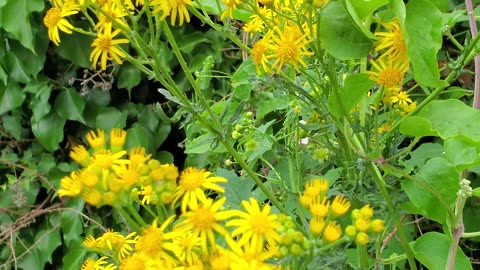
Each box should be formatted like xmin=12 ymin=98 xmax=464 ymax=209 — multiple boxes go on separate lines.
xmin=276 ymin=214 xmax=311 ymax=257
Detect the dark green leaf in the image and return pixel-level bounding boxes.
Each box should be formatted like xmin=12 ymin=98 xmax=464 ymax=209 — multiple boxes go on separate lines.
xmin=35 ymin=218 xmax=62 ymax=266
xmin=117 ymin=62 xmax=141 ymax=93
xmin=2 ymin=114 xmax=22 ymax=140
xmin=153 ymin=122 xmax=171 ymax=149
xmin=56 ymin=29 xmax=94 ymax=68
xmin=319 ymin=1 xmax=372 ymax=60
xmin=61 ymin=199 xmax=85 ymax=246
xmin=0 ymin=82 xmax=25 ymax=115
xmin=54 ymin=88 xmax=86 ymax=124
xmin=96 ymin=107 xmax=127 ymax=130
xmin=62 ymin=238 xmax=88 ymax=270
xmin=31 ymin=112 xmax=66 ymax=151
xmin=126 ymin=125 xmax=153 ymax=153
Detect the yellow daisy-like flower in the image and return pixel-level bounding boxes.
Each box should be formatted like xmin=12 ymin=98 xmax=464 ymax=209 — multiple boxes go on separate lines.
xmin=354 ymin=216 xmax=371 ymax=232
xmin=266 ymin=24 xmax=313 ymax=74
xmin=58 ymin=172 xmax=83 ymax=198
xmin=150 ymin=0 xmax=193 ymax=26
xmin=322 ymin=221 xmax=342 ymax=243
xmin=86 ymin=129 xmax=106 ymax=151
xmin=94 ymin=1 xmax=130 ymax=32
xmin=356 ymin=232 xmax=369 ymax=245
xmin=309 ymin=195 xmax=330 ymax=218
xmin=135 ymin=215 xmax=179 ymax=262
xmin=177 ymin=196 xmax=237 ymax=254
xmin=227 ymin=198 xmax=281 ymax=252
xmin=365 ymin=58 xmax=409 ymax=89
xmin=251 ymin=38 xmax=271 ymax=75
xmin=229 ymin=242 xmax=278 ymax=270
xmin=370 ymin=219 xmax=385 ymax=233
xmin=90 ymin=149 xmax=129 ymax=171
xmin=171 ymin=167 xmax=227 ymax=213
xmin=83 ymin=235 xmax=97 ymax=250
xmin=221 ymin=0 xmax=243 ymax=20
xmin=172 ymin=231 xmax=202 ymax=265
xmin=69 ymin=145 xmax=91 ymax=167
xmin=81 ymin=256 xmax=110 ymax=270
xmin=129 ymin=147 xmax=151 ymax=168
xmin=90 ymin=25 xmax=129 ymax=70
xmin=375 ymin=18 xmax=408 ymax=63
xmin=43 ymin=0 xmax=80 ymax=45
xmin=139 ymin=185 xmax=154 ymax=205
xmin=82 ymin=188 xmax=103 ymax=207
xmin=330 ymin=196 xmax=351 ymax=217
xmin=109 ymin=128 xmax=127 ymax=153
xmin=309 ymin=216 xmax=325 ymax=237
xmin=391 ymin=91 xmax=412 ymax=109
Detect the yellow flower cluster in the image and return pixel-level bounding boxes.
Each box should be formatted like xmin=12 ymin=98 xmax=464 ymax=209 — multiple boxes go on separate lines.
xmin=43 ymin=0 xmax=194 ymax=70
xmin=58 ymin=129 xmax=179 ymax=208
xmin=344 ymin=205 xmax=385 ymax=246
xmin=226 ymin=0 xmax=322 ymax=74
xmin=299 ymin=179 xmax=351 ymax=243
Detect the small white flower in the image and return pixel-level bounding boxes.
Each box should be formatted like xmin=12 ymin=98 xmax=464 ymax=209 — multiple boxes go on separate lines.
xmin=299 ymin=120 xmax=307 ymax=125
xmin=300 ymin=137 xmax=309 ymax=145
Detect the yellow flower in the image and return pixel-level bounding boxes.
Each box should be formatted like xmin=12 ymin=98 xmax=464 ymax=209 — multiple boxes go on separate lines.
xmin=82 ymin=188 xmax=103 ymax=207
xmin=81 ymin=257 xmax=109 ymax=270
xmin=365 ymin=58 xmax=409 ymax=89
xmin=129 ymin=147 xmax=151 ymax=168
xmin=139 ymin=185 xmax=154 ymax=205
xmin=313 ymin=0 xmax=329 ymax=8
xmin=43 ymin=0 xmax=80 ymax=45
xmin=58 ymin=172 xmax=83 ymax=198
xmin=90 ymin=149 xmax=129 ymax=171
xmin=94 ymin=1 xmax=129 ymax=32
xmin=356 ymin=232 xmax=369 ymax=245
xmin=78 ymin=169 xmax=99 ymax=187
xmin=221 ymin=0 xmax=243 ymax=20
xmin=86 ymin=129 xmax=106 ymax=151
xmin=69 ymin=145 xmax=91 ymax=167
xmin=135 ymin=215 xmax=179 ymax=262
xmin=309 ymin=195 xmax=330 ymax=218
xmin=172 ymin=231 xmax=202 ymax=265
xmin=251 ymin=38 xmax=271 ymax=74
xmin=391 ymin=91 xmax=412 ymax=109
xmin=322 ymin=221 xmax=342 ymax=243
xmin=371 ymin=219 xmax=385 ymax=233
xmin=330 ymin=196 xmax=351 ymax=217
xmin=90 ymin=25 xmax=129 ymax=70
xmin=229 ymin=243 xmax=278 ymax=270
xmin=177 ymin=197 xmax=237 ymax=254
xmin=354 ymin=217 xmax=371 ymax=232
xmin=345 ymin=225 xmax=356 ymax=239
xmin=266 ymin=24 xmax=313 ymax=74
xmin=150 ymin=0 xmax=193 ymax=26
xmin=360 ymin=205 xmax=374 ymax=218
xmin=375 ymin=18 xmax=408 ymax=63
xmin=309 ymin=217 xmax=325 ymax=237
xmin=83 ymin=235 xmax=97 ymax=250
xmin=226 ymin=198 xmax=281 ymax=252
xmin=109 ymin=128 xmax=127 ymax=153
xmin=171 ymin=167 xmax=227 ymax=213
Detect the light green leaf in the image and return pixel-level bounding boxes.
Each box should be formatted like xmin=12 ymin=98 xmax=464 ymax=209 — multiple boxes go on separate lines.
xmin=404 ymin=0 xmax=444 ymax=88
xmin=328 ymin=73 xmax=375 ymax=117
xmin=2 ymin=114 xmax=22 ymax=140
xmin=62 ymin=238 xmax=88 ymax=270
xmin=217 ymin=168 xmax=254 ymax=210
xmin=412 ymin=232 xmax=472 ymax=270
xmin=232 ymin=58 xmax=256 ymax=100
xmin=31 ymin=112 xmax=66 ymax=151
xmin=0 ymin=82 xmax=25 ymax=115
xmin=61 ymin=199 xmax=85 ymax=246
xmin=319 ymin=1 xmax=372 ymax=60
xmin=154 ymin=122 xmax=171 ymax=148
xmin=54 ymin=88 xmax=86 ymax=124
xmin=35 ymin=218 xmax=62 ymax=266
xmin=401 ymin=157 xmax=458 ymax=226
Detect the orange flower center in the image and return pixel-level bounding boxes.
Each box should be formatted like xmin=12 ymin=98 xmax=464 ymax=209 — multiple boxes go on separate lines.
xmin=43 ymin=8 xmax=62 ymax=28
xmin=97 ymin=36 xmax=112 ymax=51
xmin=378 ymin=68 xmax=403 ymax=88
xmin=190 ymin=208 xmax=215 ymax=230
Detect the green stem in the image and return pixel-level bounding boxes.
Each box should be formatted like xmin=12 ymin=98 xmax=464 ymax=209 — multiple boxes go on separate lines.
xmin=115 ymin=206 xmax=141 ymax=232
xmin=357 ymin=244 xmax=369 ymax=270
xmin=462 ymin=231 xmax=480 ymax=238
xmin=125 ymin=203 xmax=147 ymax=227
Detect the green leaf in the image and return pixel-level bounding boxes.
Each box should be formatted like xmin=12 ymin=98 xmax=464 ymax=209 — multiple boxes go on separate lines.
xmin=2 ymin=114 xmax=22 ymax=140
xmin=232 ymin=58 xmax=256 ymax=101
xmin=177 ymin=32 xmax=210 ymax=54
xmin=402 ymin=143 xmax=443 ymax=169
xmin=412 ymin=232 xmax=472 ymax=270
xmin=61 ymin=199 xmax=85 ymax=246
xmin=62 ymin=238 xmax=88 ymax=270
xmin=401 ymin=99 xmax=480 ymax=141
xmin=126 ymin=125 xmax=153 ymax=153
xmin=328 ymin=73 xmax=375 ymax=117
xmin=54 ymin=88 xmax=86 ymax=124
xmin=218 ymin=168 xmax=255 ymax=210
xmin=156 ymin=151 xmax=174 ymax=164
xmin=83 ymin=90 xmax=111 ymax=127
xmin=404 ymin=0 xmax=444 ymax=88
xmin=0 ymin=82 xmax=25 ymax=115
xmin=154 ymin=122 xmax=171 ymax=149
xmin=31 ymin=112 xmax=66 ymax=151
xmin=117 ymin=62 xmax=141 ymax=93
xmin=0 ymin=0 xmax=44 ymax=51
xmin=185 ymin=133 xmax=227 ymax=154
xmin=319 ymin=1 xmax=372 ymax=60
xmin=401 ymin=157 xmax=458 ymax=226
xmin=56 ymin=28 xmax=94 ymax=68
xmin=96 ymin=107 xmax=127 ymax=130
xmin=256 ymin=96 xmax=290 ymax=119
xmin=345 ymin=0 xmax=388 ymax=19
xmin=444 ymin=136 xmax=480 ymax=170
xmin=35 ymin=217 xmax=62 ymax=266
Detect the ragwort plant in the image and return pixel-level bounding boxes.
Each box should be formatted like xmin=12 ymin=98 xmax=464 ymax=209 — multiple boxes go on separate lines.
xmin=37 ymin=0 xmax=480 ymax=269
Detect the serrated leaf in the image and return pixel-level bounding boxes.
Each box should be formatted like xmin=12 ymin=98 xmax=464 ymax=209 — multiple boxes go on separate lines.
xmin=217 ymin=168 xmax=255 ymax=210
xmin=158 ymin=88 xmax=183 ymax=106
xmin=31 ymin=112 xmax=66 ymax=151
xmin=404 ymin=0 xmax=444 ymax=88
xmin=54 ymin=88 xmax=86 ymax=124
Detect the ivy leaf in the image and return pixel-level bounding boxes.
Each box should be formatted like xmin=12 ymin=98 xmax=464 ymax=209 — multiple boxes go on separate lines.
xmin=54 ymin=88 xmax=86 ymax=124
xmin=0 ymin=81 xmax=25 ymax=115
xmin=31 ymin=112 xmax=66 ymax=151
